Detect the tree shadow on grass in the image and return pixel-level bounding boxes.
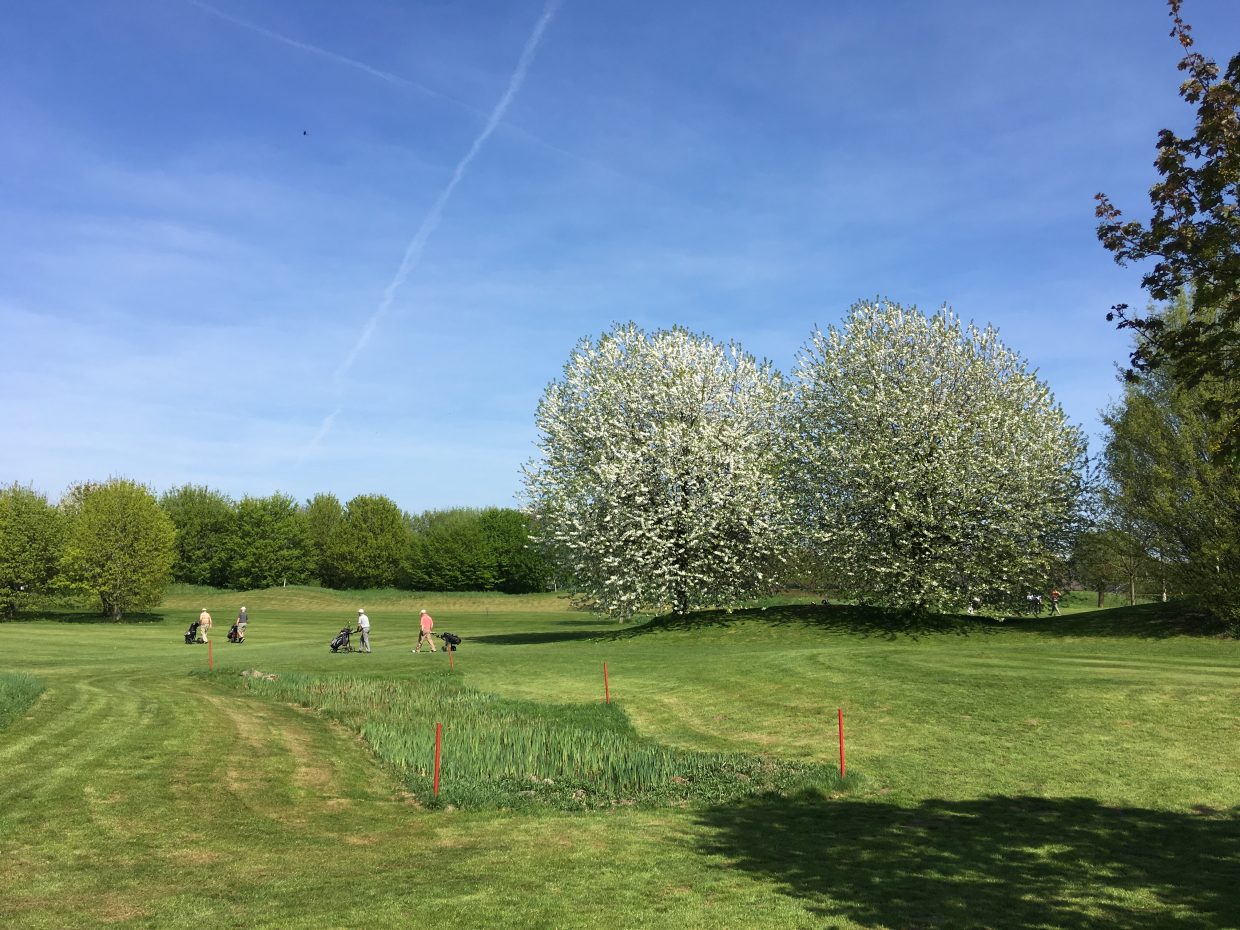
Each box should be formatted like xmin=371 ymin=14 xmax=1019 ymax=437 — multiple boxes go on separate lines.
xmin=471 ymin=605 xmax=992 ymax=646
xmin=694 ymin=793 xmax=1239 ymax=929
xmin=1021 ymin=601 xmax=1231 ymax=640
xmin=468 ymin=629 xmax=609 ymax=646
xmin=470 ymin=602 xmax=1231 ymax=648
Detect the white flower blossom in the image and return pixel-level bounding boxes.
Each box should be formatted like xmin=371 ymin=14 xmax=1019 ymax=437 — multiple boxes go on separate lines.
xmin=524 ymin=324 xmax=792 ymax=619
xmin=788 ymin=300 xmax=1087 ymax=613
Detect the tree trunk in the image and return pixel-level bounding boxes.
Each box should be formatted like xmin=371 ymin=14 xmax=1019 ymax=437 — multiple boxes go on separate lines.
xmin=1129 ymin=577 xmax=1136 ymax=606
xmin=1096 ymin=588 xmax=1105 ymax=608
xmin=673 ymin=588 xmax=689 ymax=616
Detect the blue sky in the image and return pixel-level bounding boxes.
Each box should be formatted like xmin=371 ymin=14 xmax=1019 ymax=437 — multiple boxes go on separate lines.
xmin=3 ymin=0 xmax=1237 ymax=512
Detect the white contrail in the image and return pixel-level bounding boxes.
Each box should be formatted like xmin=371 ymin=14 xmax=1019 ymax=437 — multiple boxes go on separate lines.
xmin=186 ymin=0 xmax=487 ymax=117
xmin=302 ymin=0 xmax=564 ymax=458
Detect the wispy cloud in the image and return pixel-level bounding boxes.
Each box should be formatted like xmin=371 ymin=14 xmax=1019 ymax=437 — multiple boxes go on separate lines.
xmin=303 ymin=0 xmax=564 ymax=457
xmin=184 ymin=0 xmax=487 ymax=118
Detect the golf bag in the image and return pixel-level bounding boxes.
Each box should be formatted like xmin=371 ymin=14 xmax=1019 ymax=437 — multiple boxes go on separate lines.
xmin=184 ymin=620 xmax=201 ymax=644
xmin=227 ymin=622 xmax=244 ymax=644
xmin=329 ymin=626 xmax=354 ymax=653
xmin=440 ymin=631 xmax=462 ymax=651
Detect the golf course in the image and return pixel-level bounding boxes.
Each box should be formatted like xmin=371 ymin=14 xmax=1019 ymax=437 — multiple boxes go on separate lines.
xmin=1 ymin=588 xmax=1237 ymax=929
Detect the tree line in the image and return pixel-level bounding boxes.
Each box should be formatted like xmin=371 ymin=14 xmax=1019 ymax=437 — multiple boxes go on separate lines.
xmin=1081 ymin=0 xmax=1239 ymax=633
xmin=0 ymin=481 xmax=548 ymax=620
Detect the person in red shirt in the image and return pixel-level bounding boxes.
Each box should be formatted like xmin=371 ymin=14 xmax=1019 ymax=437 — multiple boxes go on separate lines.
xmin=414 ymin=608 xmax=437 ymax=653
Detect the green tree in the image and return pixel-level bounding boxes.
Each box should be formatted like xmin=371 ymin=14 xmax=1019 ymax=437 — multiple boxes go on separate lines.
xmin=159 ymin=485 xmax=235 ymax=587
xmin=59 ymin=478 xmax=176 ymax=620
xmin=790 ymin=300 xmax=1088 ymax=614
xmin=1102 ymin=313 xmax=1240 ymax=628
xmin=224 ymin=494 xmax=311 ymax=590
xmin=406 ymin=508 xmax=500 ymax=591
xmin=301 ymin=493 xmax=345 ymax=584
xmin=1095 ymin=0 xmax=1240 ymax=405
xmin=479 ymin=508 xmax=549 ymax=593
xmin=0 ymin=484 xmax=65 ymax=618
xmin=1071 ymin=529 xmax=1151 ymax=609
xmin=321 ymin=494 xmax=411 ymax=589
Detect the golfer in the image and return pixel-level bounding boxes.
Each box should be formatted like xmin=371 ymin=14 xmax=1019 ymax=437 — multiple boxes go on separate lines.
xmin=197 ymin=607 xmax=213 ymax=643
xmin=356 ymin=608 xmax=371 ymax=653
xmin=414 ymin=608 xmax=436 ymax=653
xmin=236 ymin=606 xmax=248 ymax=640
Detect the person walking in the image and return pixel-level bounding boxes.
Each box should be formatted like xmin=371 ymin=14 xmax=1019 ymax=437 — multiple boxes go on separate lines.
xmin=356 ymin=608 xmax=371 ymax=653
xmin=414 ymin=608 xmax=436 ymax=653
xmin=197 ymin=607 xmax=213 ymax=643
xmin=1049 ymin=589 xmax=1062 ymax=616
xmin=236 ymin=606 xmax=248 ymax=641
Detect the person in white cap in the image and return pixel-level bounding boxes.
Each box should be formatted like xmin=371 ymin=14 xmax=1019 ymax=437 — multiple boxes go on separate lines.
xmin=414 ymin=608 xmax=436 ymax=653
xmin=236 ymin=606 xmax=248 ymax=641
xmin=356 ymin=608 xmax=371 ymax=653
xmin=197 ymin=607 xmax=212 ymax=643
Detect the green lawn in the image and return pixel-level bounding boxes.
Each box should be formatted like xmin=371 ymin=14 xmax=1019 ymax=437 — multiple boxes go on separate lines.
xmin=1 ymin=594 xmax=1237 ymax=929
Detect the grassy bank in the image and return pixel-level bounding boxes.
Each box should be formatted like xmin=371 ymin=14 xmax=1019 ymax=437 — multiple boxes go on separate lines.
xmin=1 ymin=595 xmax=1236 ymax=928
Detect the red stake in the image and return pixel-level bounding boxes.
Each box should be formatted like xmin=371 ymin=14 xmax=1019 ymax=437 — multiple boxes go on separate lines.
xmin=208 ymin=639 xmax=213 ymax=671
xmin=448 ymin=648 xmax=454 ymax=670
xmin=604 ymin=662 xmax=610 ymax=704
xmin=838 ymin=707 xmax=846 ymax=778
xmin=433 ymin=722 xmax=442 ymax=796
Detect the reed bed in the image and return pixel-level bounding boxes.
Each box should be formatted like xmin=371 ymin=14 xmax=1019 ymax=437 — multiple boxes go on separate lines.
xmin=228 ymin=667 xmax=845 ymax=809
xmin=0 ymin=672 xmax=45 ymax=732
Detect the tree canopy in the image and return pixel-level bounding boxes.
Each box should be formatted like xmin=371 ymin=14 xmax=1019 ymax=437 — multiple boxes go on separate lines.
xmin=59 ymin=478 xmax=176 ymax=620
xmin=1095 ymin=0 xmax=1240 ymax=401
xmin=789 ymin=301 xmax=1087 ymax=614
xmin=0 ymin=484 xmax=64 ymax=618
xmin=160 ymin=484 xmax=235 ymax=587
xmin=525 ymin=324 xmax=792 ymax=618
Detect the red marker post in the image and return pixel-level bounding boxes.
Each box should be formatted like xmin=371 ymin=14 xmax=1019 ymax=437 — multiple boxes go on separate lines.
xmin=603 ymin=662 xmax=610 ymax=704
xmin=838 ymin=707 xmax=846 ymax=778
xmin=448 ymin=648 xmax=454 ymax=670
xmin=208 ymin=639 xmax=213 ymax=671
xmin=433 ymin=722 xmax=442 ymax=796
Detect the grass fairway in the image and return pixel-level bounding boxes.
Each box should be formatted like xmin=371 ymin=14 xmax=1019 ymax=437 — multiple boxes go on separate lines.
xmin=1 ymin=594 xmax=1238 ymax=929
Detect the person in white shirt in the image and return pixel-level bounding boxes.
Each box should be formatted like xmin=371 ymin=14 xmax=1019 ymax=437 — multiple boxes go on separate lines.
xmin=356 ymin=608 xmax=371 ymax=653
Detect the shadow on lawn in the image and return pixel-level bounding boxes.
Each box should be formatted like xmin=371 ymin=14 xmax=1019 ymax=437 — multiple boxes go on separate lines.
xmin=1027 ymin=601 xmax=1231 ymax=639
xmin=694 ymin=793 xmax=1240 ymax=930
xmin=472 ymin=602 xmax=1229 ymax=647
xmin=471 ymin=605 xmax=991 ymax=646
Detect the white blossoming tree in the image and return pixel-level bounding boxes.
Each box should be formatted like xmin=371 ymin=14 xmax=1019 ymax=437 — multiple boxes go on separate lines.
xmin=790 ymin=300 xmax=1087 ymax=614
xmin=524 ymin=324 xmax=791 ymax=619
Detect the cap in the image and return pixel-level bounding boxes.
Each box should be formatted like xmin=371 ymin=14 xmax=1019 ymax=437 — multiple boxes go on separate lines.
xmin=358 ymin=608 xmax=364 ymax=613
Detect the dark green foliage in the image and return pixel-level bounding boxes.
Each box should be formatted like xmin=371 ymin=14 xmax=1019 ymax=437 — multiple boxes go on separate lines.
xmin=1095 ymin=1 xmax=1240 ymax=410
xmin=1103 ymin=315 xmax=1240 ymax=630
xmin=159 ymin=485 xmax=235 ymax=587
xmin=59 ymin=478 xmax=176 ymax=620
xmin=224 ymin=493 xmax=312 ymax=590
xmin=478 ymin=508 xmax=548 ymax=593
xmin=301 ymin=492 xmax=345 ymax=583
xmin=0 ymin=484 xmax=64 ymax=618
xmin=321 ymin=494 xmax=411 ymax=589
xmin=405 ymin=507 xmax=549 ymax=592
